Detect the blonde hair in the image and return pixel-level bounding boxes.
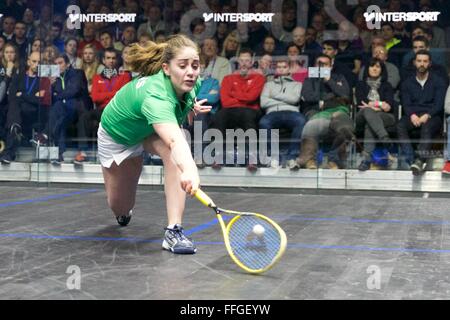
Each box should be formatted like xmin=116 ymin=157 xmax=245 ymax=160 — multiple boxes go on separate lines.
xmin=1 ymin=43 xmax=20 ymax=69
xmin=127 ymin=33 xmax=199 ymax=76
xmin=81 ymin=44 xmax=100 ymax=84
xmin=220 ymin=30 xmax=241 ymax=58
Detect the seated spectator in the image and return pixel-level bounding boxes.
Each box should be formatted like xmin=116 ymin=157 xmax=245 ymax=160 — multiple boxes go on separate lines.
xmin=137 ymin=5 xmax=169 ymax=39
xmin=64 ymin=38 xmax=82 ymax=69
xmin=74 ymin=48 xmax=131 ymax=164
xmin=0 ymin=35 xmax=6 ymax=57
xmin=214 ymin=22 xmax=229 ymax=53
xmin=359 ymin=45 xmax=400 ymax=91
xmin=138 ymin=32 xmax=153 ymax=47
xmin=310 ymin=13 xmax=326 ymax=46
xmin=154 ymin=30 xmax=166 ymax=44
xmin=286 ymin=43 xmax=308 ymax=83
xmin=220 ymin=30 xmax=241 ymax=61
xmin=296 ymin=54 xmax=352 ymax=169
xmin=187 ymin=54 xmax=220 ymax=167
xmin=210 ymin=48 xmax=265 ymax=171
xmin=322 ymin=40 xmax=356 ymax=88
xmin=291 ymin=26 xmax=322 ymax=64
xmin=22 ymin=8 xmax=36 ymax=40
xmin=49 ymin=22 xmax=65 ymax=53
xmin=118 ymin=44 xmax=139 ymax=78
xmin=78 ymin=22 xmax=103 ymax=57
xmin=355 ymin=58 xmax=397 ymax=171
xmin=0 ymin=51 xmax=51 ymax=164
xmin=335 ymin=21 xmax=363 ymax=75
xmin=1 ymin=43 xmax=21 ymax=78
xmin=381 ymin=22 xmax=408 ymax=68
xmin=401 ymin=36 xmax=446 ymax=70
xmin=30 ymin=38 xmax=41 ymax=54
xmin=114 ymin=24 xmax=137 ymax=52
xmin=201 ymin=37 xmax=231 ymax=85
xmin=442 ymin=86 xmax=450 ymax=174
xmin=256 ymin=35 xmax=283 ymax=57
xmin=99 ymin=30 xmax=114 ymax=50
xmin=255 ymin=54 xmax=275 ymax=80
xmin=41 ymin=45 xmax=59 ymax=64
xmin=2 ymin=16 xmax=16 ymax=41
xmin=81 ymin=44 xmax=103 ymax=93
xmin=259 ymin=58 xmax=305 ymax=169
xmin=400 ymin=36 xmax=448 ymax=86
xmin=46 ymin=54 xmax=87 ymax=165
xmin=397 ymin=50 xmax=446 ymax=175
xmin=11 ymin=21 xmax=28 ymax=64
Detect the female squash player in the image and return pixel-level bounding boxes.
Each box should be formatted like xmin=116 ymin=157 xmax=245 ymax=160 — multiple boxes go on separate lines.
xmin=98 ymin=34 xmax=211 ymax=254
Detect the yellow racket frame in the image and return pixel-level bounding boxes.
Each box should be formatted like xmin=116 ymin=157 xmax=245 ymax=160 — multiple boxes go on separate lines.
xmin=195 ymin=189 xmax=288 ymax=274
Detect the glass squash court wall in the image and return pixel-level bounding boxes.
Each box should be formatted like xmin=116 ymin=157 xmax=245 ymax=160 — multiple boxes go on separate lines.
xmin=1 ymin=0 xmax=449 ymax=190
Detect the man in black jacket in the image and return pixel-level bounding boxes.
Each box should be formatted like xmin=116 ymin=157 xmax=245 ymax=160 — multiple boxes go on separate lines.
xmin=0 ymin=51 xmax=50 ymax=163
xmin=47 ymin=54 xmax=85 ymax=165
xmin=397 ymin=50 xmax=447 ymax=175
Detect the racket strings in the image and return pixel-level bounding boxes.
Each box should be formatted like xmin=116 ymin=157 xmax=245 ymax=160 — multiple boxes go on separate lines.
xmin=228 ymin=215 xmax=282 ymax=271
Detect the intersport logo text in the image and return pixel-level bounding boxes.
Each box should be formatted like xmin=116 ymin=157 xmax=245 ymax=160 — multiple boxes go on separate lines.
xmin=66 ymin=5 xmax=136 ymax=30
xmin=364 ymin=5 xmax=440 ymax=30
xmin=203 ymin=12 xmax=274 ymax=23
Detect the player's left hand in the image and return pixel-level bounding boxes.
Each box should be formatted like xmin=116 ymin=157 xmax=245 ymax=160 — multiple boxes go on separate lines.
xmin=193 ymin=98 xmax=212 ymax=115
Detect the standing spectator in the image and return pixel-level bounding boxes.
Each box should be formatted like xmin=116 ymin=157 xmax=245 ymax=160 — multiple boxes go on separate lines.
xmin=397 ymin=50 xmax=446 ymax=175
xmin=296 ymin=54 xmax=351 ymax=169
xmin=210 ymin=48 xmax=266 ymax=171
xmin=381 ymin=23 xmax=406 ymax=68
xmin=259 ymin=58 xmax=305 ymax=169
xmin=0 ymin=52 xmax=50 ymax=164
xmin=74 ymin=48 xmax=131 ymax=164
xmin=201 ymin=37 xmax=231 ymax=85
xmin=80 ymin=44 xmax=103 ymax=93
xmin=47 ymin=54 xmax=86 ymax=165
xmin=355 ymin=58 xmax=397 ymax=171
xmin=64 ymin=38 xmax=82 ymax=69
xmin=335 ymin=21 xmax=363 ymax=76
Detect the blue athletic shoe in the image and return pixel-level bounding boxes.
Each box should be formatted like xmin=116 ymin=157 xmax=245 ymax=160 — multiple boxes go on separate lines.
xmin=162 ymin=224 xmax=197 ymax=254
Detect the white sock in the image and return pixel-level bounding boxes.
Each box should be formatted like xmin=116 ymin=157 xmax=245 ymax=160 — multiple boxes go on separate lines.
xmin=167 ymin=224 xmax=177 ymax=229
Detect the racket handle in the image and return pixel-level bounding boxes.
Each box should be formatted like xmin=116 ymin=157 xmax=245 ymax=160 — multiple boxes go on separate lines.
xmin=195 ymin=189 xmax=216 ymax=208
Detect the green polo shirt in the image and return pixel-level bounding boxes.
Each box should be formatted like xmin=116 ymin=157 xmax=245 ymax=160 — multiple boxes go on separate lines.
xmin=101 ymin=69 xmax=202 ymax=146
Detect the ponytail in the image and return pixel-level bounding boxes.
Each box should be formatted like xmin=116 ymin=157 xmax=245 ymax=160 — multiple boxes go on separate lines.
xmin=127 ymin=34 xmax=199 ymax=77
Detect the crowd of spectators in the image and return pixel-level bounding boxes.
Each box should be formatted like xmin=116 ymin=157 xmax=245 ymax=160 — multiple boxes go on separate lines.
xmin=0 ymin=0 xmax=450 ymax=176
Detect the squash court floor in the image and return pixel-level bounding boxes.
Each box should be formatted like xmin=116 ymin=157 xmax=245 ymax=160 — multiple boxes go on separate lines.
xmin=1 ymin=183 xmax=450 ymax=300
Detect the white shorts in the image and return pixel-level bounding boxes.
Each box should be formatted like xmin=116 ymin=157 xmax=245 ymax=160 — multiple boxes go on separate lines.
xmin=97 ymin=123 xmax=144 ymax=168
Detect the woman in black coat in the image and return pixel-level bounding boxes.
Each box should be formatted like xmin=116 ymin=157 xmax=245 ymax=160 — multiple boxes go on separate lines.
xmin=355 ymin=57 xmax=397 ymax=171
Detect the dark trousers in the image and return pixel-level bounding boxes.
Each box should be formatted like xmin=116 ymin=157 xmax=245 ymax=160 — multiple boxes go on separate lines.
xmin=355 ymin=108 xmax=396 ymax=157
xmin=3 ymin=100 xmax=48 ymax=159
xmin=258 ymin=111 xmax=306 ymax=160
xmin=47 ymin=99 xmax=89 ymax=157
xmin=210 ymin=107 xmax=261 ymax=164
xmin=77 ymin=108 xmax=102 ymax=151
xmin=397 ymin=115 xmax=442 ymax=164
